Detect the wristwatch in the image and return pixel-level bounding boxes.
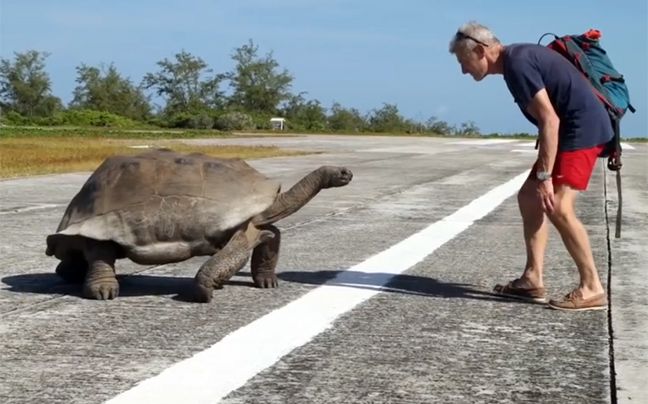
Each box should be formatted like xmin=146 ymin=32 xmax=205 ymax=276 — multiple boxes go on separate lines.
xmin=536 ymin=171 xmax=552 ymax=181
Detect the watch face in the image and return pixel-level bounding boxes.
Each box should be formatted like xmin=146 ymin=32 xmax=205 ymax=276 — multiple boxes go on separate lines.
xmin=536 ymin=171 xmax=551 ymax=181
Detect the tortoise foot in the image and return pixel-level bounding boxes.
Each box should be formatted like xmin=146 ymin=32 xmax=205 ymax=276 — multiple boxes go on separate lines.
xmin=253 ymin=273 xmax=278 ymax=288
xmin=192 ymin=282 xmax=213 ymax=303
xmin=83 ymin=279 xmax=119 ymax=300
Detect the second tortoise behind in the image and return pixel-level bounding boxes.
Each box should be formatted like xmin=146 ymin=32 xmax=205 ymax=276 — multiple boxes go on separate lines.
xmin=46 ymin=149 xmax=353 ymax=302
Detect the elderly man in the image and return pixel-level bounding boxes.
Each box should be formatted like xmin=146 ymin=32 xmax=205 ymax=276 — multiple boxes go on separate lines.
xmin=449 ymin=21 xmax=612 ymax=311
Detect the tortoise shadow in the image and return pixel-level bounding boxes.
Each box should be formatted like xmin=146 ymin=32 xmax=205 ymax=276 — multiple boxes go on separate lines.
xmin=0 ymin=272 xmax=257 ymax=301
xmin=1 ymin=273 xmax=83 ymax=297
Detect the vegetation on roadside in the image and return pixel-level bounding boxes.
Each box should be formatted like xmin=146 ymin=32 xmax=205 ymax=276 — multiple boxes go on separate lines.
xmin=0 ymin=135 xmax=311 ymax=178
xmin=0 ymin=125 xmax=235 ymax=139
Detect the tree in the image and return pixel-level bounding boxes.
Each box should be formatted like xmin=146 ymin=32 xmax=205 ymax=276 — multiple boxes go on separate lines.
xmin=327 ymin=102 xmax=366 ymax=131
xmin=281 ymin=93 xmax=327 ymax=130
xmin=226 ymin=39 xmax=293 ymax=115
xmin=425 ymin=116 xmax=454 ymax=135
xmin=71 ymin=63 xmax=151 ymax=120
xmin=456 ymin=120 xmax=481 ymax=136
xmin=368 ymin=103 xmax=407 ymax=132
xmin=142 ymin=50 xmax=223 ymax=116
xmin=0 ymin=50 xmax=62 ymax=118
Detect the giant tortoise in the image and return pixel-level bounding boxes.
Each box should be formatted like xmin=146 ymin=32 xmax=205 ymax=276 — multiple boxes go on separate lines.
xmin=46 ymin=149 xmax=353 ymax=302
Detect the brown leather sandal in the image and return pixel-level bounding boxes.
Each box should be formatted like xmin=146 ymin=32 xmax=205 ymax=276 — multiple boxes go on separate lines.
xmin=547 ymin=290 xmax=607 ymax=311
xmin=493 ymin=279 xmax=547 ymax=303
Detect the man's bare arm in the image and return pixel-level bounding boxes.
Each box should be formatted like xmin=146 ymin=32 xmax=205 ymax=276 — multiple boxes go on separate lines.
xmin=526 ymin=88 xmax=560 ymax=175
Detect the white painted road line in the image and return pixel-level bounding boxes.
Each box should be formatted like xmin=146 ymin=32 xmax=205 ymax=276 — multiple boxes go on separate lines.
xmin=449 ymin=139 xmax=518 ymax=145
xmin=105 ymin=170 xmax=531 ymax=404
xmin=514 ymin=142 xmax=638 ymax=154
xmin=0 ymin=203 xmax=63 ymax=215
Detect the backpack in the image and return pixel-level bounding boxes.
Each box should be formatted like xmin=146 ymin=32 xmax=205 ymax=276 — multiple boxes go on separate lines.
xmin=538 ymin=29 xmax=635 ymax=237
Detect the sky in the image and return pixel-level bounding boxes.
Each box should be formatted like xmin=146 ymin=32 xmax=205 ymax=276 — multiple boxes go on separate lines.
xmin=1 ymin=0 xmax=646 ymax=137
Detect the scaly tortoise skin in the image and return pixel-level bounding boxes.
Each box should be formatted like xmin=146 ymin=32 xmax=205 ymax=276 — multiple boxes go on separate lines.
xmin=46 ymin=149 xmax=353 ymax=302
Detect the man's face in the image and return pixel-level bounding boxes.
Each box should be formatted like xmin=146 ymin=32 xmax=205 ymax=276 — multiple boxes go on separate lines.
xmin=456 ymin=48 xmax=487 ymax=81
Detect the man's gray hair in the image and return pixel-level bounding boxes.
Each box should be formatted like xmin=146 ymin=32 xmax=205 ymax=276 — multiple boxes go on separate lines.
xmin=449 ymin=21 xmax=500 ymax=55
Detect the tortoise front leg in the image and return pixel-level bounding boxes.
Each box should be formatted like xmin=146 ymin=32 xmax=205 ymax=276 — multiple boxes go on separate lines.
xmin=82 ymin=240 xmax=119 ymax=300
xmin=251 ymin=225 xmax=281 ymax=288
xmin=193 ymin=224 xmax=274 ymax=303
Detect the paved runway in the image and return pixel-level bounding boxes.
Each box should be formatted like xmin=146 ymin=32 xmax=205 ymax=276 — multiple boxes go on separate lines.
xmin=1 ymin=135 xmax=646 ymax=404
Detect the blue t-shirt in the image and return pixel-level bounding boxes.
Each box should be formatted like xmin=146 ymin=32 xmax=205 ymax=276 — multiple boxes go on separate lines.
xmin=503 ymin=43 xmax=613 ymax=151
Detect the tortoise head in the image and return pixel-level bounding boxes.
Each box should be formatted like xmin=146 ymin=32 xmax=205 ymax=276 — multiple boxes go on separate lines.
xmin=321 ymin=166 xmax=353 ymax=188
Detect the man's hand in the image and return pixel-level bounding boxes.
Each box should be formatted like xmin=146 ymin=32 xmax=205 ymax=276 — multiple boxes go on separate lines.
xmin=537 ymin=179 xmax=555 ymax=213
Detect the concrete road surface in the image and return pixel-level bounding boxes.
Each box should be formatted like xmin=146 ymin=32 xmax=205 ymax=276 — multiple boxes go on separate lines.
xmin=0 ymin=135 xmax=646 ymax=404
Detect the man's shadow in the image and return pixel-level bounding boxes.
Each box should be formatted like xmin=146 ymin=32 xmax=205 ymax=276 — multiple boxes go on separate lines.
xmin=2 ymin=269 xmax=514 ymax=303
xmin=276 ymin=270 xmax=507 ymax=302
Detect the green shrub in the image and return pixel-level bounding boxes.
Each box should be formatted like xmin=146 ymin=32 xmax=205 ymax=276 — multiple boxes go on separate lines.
xmin=164 ymin=112 xmax=215 ymax=129
xmin=0 ymin=109 xmax=143 ymax=128
xmin=33 ymin=114 xmax=66 ymax=126
xmin=214 ymin=111 xmax=255 ymax=131
xmin=165 ymin=112 xmax=192 ymax=128
xmin=145 ymin=116 xmax=167 ymax=128
xmin=187 ymin=113 xmax=214 ymax=129
xmin=59 ymin=109 xmax=137 ymax=127
xmin=246 ymin=112 xmax=273 ymax=130
xmin=1 ymin=111 xmax=29 ymax=125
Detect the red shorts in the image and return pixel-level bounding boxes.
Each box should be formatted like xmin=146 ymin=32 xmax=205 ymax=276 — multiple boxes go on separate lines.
xmin=534 ymin=144 xmax=606 ymax=191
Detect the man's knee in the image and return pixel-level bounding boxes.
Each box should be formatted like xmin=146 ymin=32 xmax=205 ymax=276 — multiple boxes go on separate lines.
xmin=548 ymin=188 xmax=576 ymax=227
xmin=548 ymin=205 xmax=571 ymax=227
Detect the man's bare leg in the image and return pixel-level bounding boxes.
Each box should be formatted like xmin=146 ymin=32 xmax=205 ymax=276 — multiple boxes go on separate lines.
xmin=516 ymin=177 xmax=549 ymax=289
xmin=547 ymin=184 xmax=605 ymax=299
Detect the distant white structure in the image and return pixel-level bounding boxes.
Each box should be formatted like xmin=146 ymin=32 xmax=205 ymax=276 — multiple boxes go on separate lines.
xmin=270 ymin=117 xmax=286 ymax=130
